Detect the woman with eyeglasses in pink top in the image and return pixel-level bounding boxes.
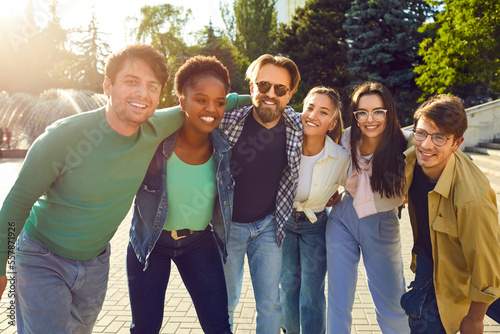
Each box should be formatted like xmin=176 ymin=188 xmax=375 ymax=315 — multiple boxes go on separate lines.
xmin=325 ymin=82 xmax=410 ymax=334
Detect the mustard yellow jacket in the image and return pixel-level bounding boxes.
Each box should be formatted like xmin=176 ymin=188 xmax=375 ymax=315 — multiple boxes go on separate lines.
xmin=404 ymin=144 xmax=500 ymax=333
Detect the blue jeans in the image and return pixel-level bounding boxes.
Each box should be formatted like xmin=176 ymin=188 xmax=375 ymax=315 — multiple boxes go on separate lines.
xmin=223 ymin=212 xmax=282 ymax=334
xmin=326 ymin=192 xmax=409 ymax=334
xmin=402 ymin=252 xmax=445 ymax=334
xmin=280 ymin=209 xmax=327 ymax=334
xmin=402 ymin=252 xmax=500 ymax=332
xmin=15 ymin=229 xmax=110 ymax=334
xmin=127 ymin=226 xmax=231 ymax=334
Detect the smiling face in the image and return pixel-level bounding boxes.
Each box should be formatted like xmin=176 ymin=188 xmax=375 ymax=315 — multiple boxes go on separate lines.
xmin=356 ymin=93 xmax=387 ymax=141
xmin=104 ymin=57 xmax=162 ymax=136
xmin=250 ymin=63 xmax=293 ymax=127
xmin=302 ymin=93 xmax=337 ymax=139
xmin=181 ymin=75 xmax=226 ymax=134
xmin=414 ymin=117 xmax=463 ymax=181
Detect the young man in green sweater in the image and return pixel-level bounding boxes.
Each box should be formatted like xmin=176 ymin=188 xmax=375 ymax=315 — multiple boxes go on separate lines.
xmin=0 ymin=42 xmax=232 ymax=334
xmin=0 ymin=43 xmax=183 ymax=333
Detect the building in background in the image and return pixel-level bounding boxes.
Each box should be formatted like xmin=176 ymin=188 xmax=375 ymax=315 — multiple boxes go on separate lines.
xmin=285 ymin=0 xmax=307 ymax=24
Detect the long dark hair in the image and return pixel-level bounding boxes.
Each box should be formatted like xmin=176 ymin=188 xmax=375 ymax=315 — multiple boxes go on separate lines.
xmin=348 ymin=82 xmax=406 ymax=198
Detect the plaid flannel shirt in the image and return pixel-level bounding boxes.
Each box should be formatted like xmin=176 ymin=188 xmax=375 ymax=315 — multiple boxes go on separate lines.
xmin=219 ymin=105 xmax=303 ymax=246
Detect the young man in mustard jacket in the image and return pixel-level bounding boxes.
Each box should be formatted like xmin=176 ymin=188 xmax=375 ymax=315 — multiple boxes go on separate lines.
xmin=402 ymin=94 xmax=500 ymax=333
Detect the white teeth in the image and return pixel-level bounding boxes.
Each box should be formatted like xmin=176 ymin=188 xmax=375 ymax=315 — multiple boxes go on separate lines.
xmin=263 ymin=100 xmax=275 ymax=105
xmin=365 ymin=125 xmax=378 ymax=129
xmin=306 ymin=121 xmax=318 ymax=127
xmin=201 ymin=116 xmax=215 ymax=123
xmin=130 ymin=102 xmax=146 ymax=108
xmin=420 ymin=151 xmax=433 ymax=157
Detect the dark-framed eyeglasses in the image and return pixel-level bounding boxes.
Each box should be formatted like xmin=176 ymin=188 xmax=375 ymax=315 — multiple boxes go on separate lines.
xmin=353 ymin=109 xmax=387 ymax=122
xmin=413 ymin=128 xmax=451 ymax=147
xmin=255 ymin=81 xmax=290 ymax=97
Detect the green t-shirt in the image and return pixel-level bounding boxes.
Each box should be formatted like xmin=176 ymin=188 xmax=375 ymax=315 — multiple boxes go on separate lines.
xmin=163 ymin=152 xmax=216 ymax=231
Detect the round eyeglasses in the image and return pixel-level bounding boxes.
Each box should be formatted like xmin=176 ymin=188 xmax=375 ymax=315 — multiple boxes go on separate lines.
xmin=353 ymin=109 xmax=387 ymax=122
xmin=413 ymin=128 xmax=451 ymax=147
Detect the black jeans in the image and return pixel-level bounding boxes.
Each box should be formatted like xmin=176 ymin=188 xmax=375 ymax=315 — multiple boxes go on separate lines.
xmin=127 ymin=227 xmax=232 ymax=334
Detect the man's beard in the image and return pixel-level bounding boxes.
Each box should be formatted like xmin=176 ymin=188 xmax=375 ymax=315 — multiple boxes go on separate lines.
xmin=253 ymin=97 xmax=286 ymax=123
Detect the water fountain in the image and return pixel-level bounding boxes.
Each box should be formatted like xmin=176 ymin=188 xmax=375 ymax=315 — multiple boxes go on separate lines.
xmin=0 ymin=89 xmax=107 ymax=150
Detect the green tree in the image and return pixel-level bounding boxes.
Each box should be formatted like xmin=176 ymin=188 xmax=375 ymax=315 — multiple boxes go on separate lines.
xmin=63 ymin=12 xmax=111 ymax=93
xmin=221 ymin=0 xmax=278 ymax=66
xmin=129 ymin=4 xmax=192 ymax=107
xmin=34 ymin=0 xmax=73 ymax=89
xmin=195 ymin=21 xmax=246 ymax=93
xmin=277 ymin=0 xmax=351 ymax=109
xmin=344 ymin=0 xmax=432 ymax=124
xmin=415 ymin=0 xmax=500 ymax=106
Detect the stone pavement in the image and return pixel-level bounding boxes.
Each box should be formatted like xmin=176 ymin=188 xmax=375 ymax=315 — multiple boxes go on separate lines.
xmin=0 ymin=157 xmax=499 ymax=333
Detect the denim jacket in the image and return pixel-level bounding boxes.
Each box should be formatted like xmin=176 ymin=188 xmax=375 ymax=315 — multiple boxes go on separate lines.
xmin=129 ymin=129 xmax=234 ymax=270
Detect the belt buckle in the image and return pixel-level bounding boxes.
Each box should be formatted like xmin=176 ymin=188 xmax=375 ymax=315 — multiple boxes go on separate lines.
xmin=171 ymin=230 xmax=186 ymax=240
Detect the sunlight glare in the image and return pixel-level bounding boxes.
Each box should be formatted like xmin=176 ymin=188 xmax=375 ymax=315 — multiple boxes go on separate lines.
xmin=0 ymin=0 xmax=29 ymax=19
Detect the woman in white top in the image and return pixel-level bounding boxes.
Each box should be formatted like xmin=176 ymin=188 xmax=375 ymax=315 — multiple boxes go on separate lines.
xmin=326 ymin=82 xmax=410 ymax=334
xmin=280 ymin=87 xmax=350 ymax=334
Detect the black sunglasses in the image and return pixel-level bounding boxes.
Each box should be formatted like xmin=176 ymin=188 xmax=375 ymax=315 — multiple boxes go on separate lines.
xmin=255 ymin=81 xmax=290 ymax=97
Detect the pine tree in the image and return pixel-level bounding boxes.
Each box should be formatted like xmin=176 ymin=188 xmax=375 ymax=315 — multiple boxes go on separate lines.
xmin=65 ymin=12 xmax=111 ymax=92
xmin=344 ymin=0 xmax=432 ymax=124
xmin=196 ymin=21 xmax=245 ymax=93
xmin=277 ymin=0 xmax=351 ymax=108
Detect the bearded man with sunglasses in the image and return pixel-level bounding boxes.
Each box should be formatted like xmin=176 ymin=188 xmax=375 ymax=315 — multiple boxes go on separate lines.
xmin=216 ymin=54 xmax=302 ymax=333
xmin=402 ymin=94 xmax=500 ymax=333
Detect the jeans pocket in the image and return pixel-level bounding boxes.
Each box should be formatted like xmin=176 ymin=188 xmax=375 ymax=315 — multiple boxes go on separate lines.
xmin=16 ymin=231 xmax=51 ymax=256
xmin=400 ymin=277 xmax=432 ymax=318
xmin=94 ymin=245 xmax=111 ymax=266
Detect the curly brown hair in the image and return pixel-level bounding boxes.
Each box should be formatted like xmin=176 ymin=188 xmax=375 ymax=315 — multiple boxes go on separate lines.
xmin=174 ymin=55 xmax=230 ymax=98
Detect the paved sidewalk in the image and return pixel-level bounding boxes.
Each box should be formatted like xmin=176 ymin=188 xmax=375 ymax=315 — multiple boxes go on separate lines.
xmin=0 ymin=157 xmax=499 ymax=333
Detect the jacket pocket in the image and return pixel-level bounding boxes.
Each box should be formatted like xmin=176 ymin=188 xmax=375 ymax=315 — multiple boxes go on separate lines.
xmin=431 ymin=215 xmax=458 ymax=238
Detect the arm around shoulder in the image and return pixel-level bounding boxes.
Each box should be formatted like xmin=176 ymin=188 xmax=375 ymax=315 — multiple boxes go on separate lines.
xmin=153 ymin=105 xmax=184 ymax=137
xmin=225 ymin=93 xmax=251 ymax=111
